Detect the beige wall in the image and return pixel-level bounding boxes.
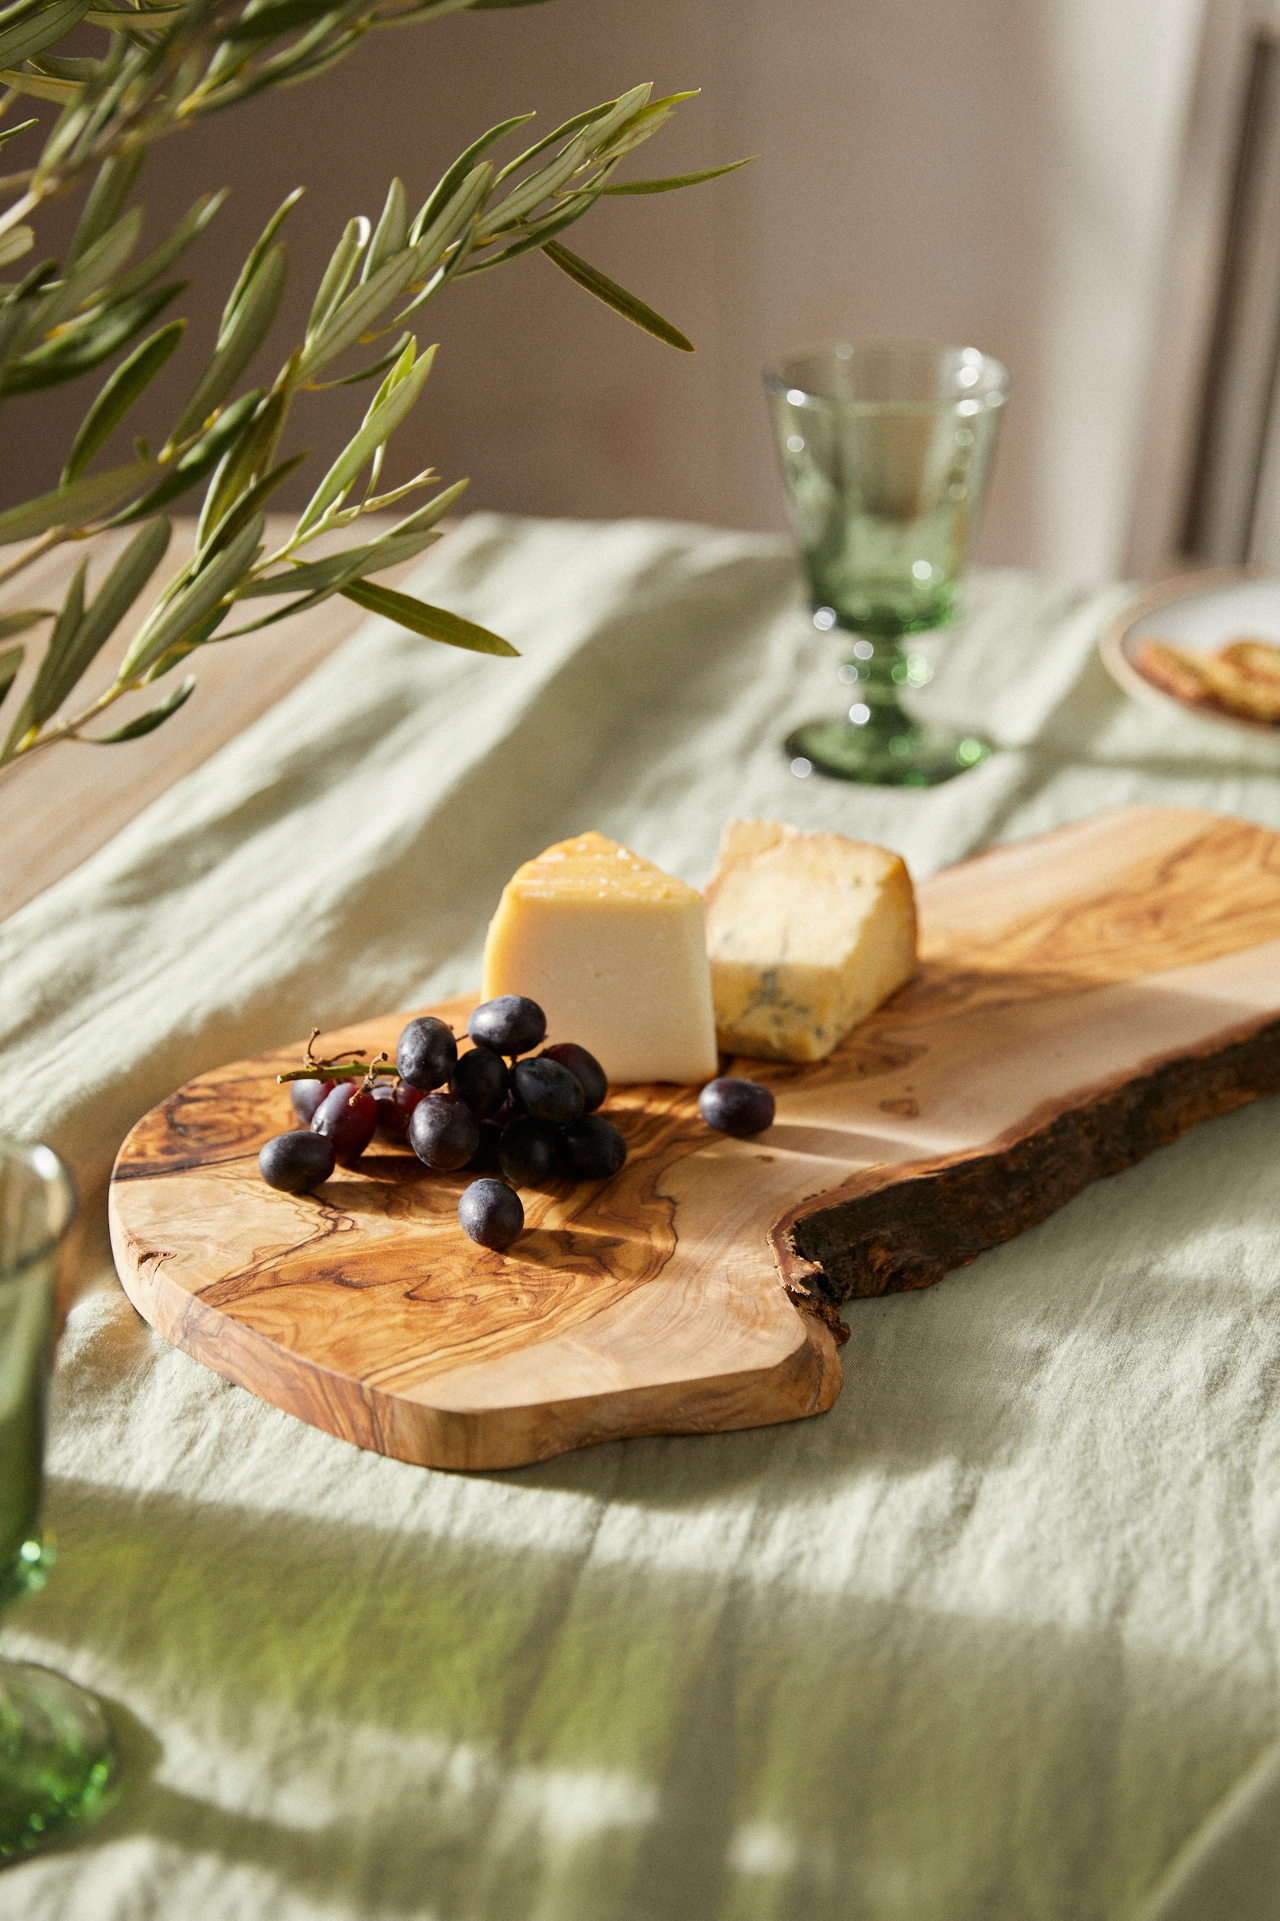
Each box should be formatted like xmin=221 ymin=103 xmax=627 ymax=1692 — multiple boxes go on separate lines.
xmin=3 ymin=0 xmax=1204 ymax=578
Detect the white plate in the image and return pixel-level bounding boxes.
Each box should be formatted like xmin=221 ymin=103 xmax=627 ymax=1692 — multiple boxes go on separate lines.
xmin=1099 ymin=566 xmax=1280 ymax=736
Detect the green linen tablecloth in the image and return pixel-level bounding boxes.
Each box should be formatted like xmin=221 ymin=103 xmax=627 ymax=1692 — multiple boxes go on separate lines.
xmin=3 ymin=511 xmax=1280 ymax=1921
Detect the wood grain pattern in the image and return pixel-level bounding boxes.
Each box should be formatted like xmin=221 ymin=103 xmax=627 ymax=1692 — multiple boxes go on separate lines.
xmin=109 ymin=805 xmax=1280 ymax=1470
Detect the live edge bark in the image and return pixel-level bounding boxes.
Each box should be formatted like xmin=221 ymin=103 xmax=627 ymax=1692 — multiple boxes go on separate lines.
xmin=773 ymin=1014 xmax=1280 ymax=1334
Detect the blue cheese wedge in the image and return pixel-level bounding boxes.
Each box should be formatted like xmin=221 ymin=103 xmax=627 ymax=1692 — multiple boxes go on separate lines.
xmin=704 ymin=820 xmax=917 ymax=1063
xmin=481 ymin=832 xmax=719 ymax=1084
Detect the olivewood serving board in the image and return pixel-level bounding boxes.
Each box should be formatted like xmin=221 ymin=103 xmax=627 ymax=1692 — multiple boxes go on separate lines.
xmin=109 ymin=806 xmax=1280 ymax=1470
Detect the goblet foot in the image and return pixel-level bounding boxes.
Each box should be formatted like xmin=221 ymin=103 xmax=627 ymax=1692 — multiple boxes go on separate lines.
xmin=0 ymin=1660 xmax=114 ymax=1855
xmin=786 ymin=715 xmax=990 ymax=787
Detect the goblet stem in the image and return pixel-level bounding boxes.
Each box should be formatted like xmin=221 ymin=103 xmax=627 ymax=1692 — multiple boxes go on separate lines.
xmin=840 ymin=629 xmax=921 ymax=729
xmin=786 ymin=619 xmax=990 ymax=788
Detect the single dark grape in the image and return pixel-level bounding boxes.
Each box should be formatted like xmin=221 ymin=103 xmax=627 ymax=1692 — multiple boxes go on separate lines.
xmin=512 ymin=1056 xmax=585 ymax=1126
xmin=372 ymin=1080 xmax=423 ymax=1142
xmin=258 ymin=1130 xmax=336 ymax=1193
xmin=311 ymin=1084 xmax=379 ymax=1165
xmin=540 ymin=1042 xmax=607 ymax=1113
xmin=560 ymin=1114 xmax=628 ymax=1179
xmin=498 ymin=1115 xmax=561 ymax=1186
xmin=408 ymin=1093 xmax=480 ymax=1170
xmin=450 ymin=1046 xmax=510 ymax=1117
xmin=396 ymin=1015 xmax=458 ymax=1091
xmin=698 ymin=1077 xmax=776 ymax=1138
xmin=372 ymin=1082 xmax=405 ymax=1141
xmin=458 ymin=1178 xmax=524 ymax=1251
xmin=468 ymin=995 xmax=546 ymax=1058
xmin=289 ymin=1076 xmax=334 ymax=1124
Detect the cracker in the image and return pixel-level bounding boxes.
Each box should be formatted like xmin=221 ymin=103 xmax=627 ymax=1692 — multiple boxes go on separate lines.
xmin=1219 ymin=638 xmax=1280 ymax=689
xmin=1134 ymin=638 xmax=1216 ymax=705
xmin=1134 ymin=635 xmax=1280 ymax=725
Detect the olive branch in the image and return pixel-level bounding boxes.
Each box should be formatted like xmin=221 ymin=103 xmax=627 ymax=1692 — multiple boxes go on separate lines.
xmin=0 ymin=0 xmax=751 ymax=766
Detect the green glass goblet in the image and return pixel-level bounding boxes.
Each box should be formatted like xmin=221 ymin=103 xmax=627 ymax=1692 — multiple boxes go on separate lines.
xmin=765 ymin=339 xmax=1008 ymax=786
xmin=0 ymin=1139 xmax=113 ymax=1855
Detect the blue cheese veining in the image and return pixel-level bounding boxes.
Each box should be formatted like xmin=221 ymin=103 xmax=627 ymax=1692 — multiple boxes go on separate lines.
xmin=703 ymin=820 xmax=917 ymax=1063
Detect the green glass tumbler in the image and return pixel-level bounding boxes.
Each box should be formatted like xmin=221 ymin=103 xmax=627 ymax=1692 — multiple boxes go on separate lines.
xmin=0 ymin=1139 xmax=113 ymax=1855
xmin=765 ymin=339 xmax=1008 ymax=785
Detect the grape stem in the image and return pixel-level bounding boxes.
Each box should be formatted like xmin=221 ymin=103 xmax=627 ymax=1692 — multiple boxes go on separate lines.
xmin=277 ymin=1061 xmax=396 ymax=1086
xmin=276 ymin=1023 xmax=452 ymax=1089
xmin=275 ymin=1028 xmax=393 ymax=1086
xmin=302 ymin=1028 xmax=360 ymax=1069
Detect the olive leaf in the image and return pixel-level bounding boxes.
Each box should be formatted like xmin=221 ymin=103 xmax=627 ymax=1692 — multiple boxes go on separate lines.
xmin=458 ymin=189 xmax=602 ymax=276
xmin=339 ymin=579 xmax=518 ymax=655
xmin=0 ymin=457 xmax=162 ymax=546
xmin=166 ymin=244 xmax=285 ymax=445
xmin=62 ymin=320 xmax=185 ymax=482
xmin=0 ymin=223 xmax=33 ymax=263
xmin=0 ymin=68 xmax=78 ymax=101
xmin=541 ymin=242 xmax=694 ymax=351
xmin=478 ymin=122 xmax=598 ymax=233
xmin=106 ymin=389 xmax=263 ymax=525
xmin=0 ymin=608 xmax=51 ymax=639
xmin=601 ymin=157 xmax=755 ymax=194
xmin=408 ymin=114 xmax=531 ymax=243
xmin=303 ymin=330 xmax=410 ymax=390
xmin=101 ymin=191 xmax=224 ymax=308
xmin=195 ymin=449 xmax=305 ymax=560
xmin=494 ymin=103 xmax=609 ymax=182
xmin=219 ymin=188 xmax=302 ymax=340
xmin=30 ymin=53 xmax=103 ymax=83
xmin=29 ymin=209 xmax=144 ymax=340
xmin=0 ymin=641 xmax=22 ymax=708
xmin=0 ymin=115 xmax=37 ymax=152
xmin=217 ymin=0 xmax=367 ymax=44
xmin=0 ymin=0 xmax=47 ymax=35
xmin=307 ymin=215 xmax=370 ymax=342
xmin=61 ymin=516 xmax=174 ymax=693
xmin=0 ymin=281 xmax=184 ymax=393
xmin=118 ymin=512 xmax=263 ymax=680
xmin=21 ymin=519 xmax=172 ymax=748
xmin=1 ymin=516 xmax=173 ymax=752
xmin=297 ymin=180 xmax=487 ymax=374
xmin=363 ymin=176 xmax=408 ymax=283
xmin=69 ymin=150 xmax=143 ymax=267
xmin=81 ymin=6 xmax=188 ymax=27
xmin=195 ymin=379 xmax=291 ymax=532
xmin=2 ymin=557 xmax=86 ymax=751
xmin=294 ymin=339 xmax=436 ymax=535
xmin=89 ymin=672 xmax=195 ymax=740
xmin=0 ymin=0 xmax=92 ymax=71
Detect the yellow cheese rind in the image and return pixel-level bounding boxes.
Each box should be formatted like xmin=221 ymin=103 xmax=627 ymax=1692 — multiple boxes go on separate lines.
xmin=481 ymin=832 xmax=719 ymax=1084
xmin=704 ymin=819 xmax=917 ymax=1063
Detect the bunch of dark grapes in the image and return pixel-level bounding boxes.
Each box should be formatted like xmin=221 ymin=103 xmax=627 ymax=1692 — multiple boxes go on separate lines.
xmin=259 ymin=1000 xmax=777 ymax=1253
xmin=258 ymin=996 xmax=631 ymax=1255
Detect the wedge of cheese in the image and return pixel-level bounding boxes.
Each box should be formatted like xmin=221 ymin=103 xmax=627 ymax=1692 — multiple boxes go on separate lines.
xmin=704 ymin=819 xmax=917 ymax=1063
xmin=481 ymin=832 xmax=719 ymax=1084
